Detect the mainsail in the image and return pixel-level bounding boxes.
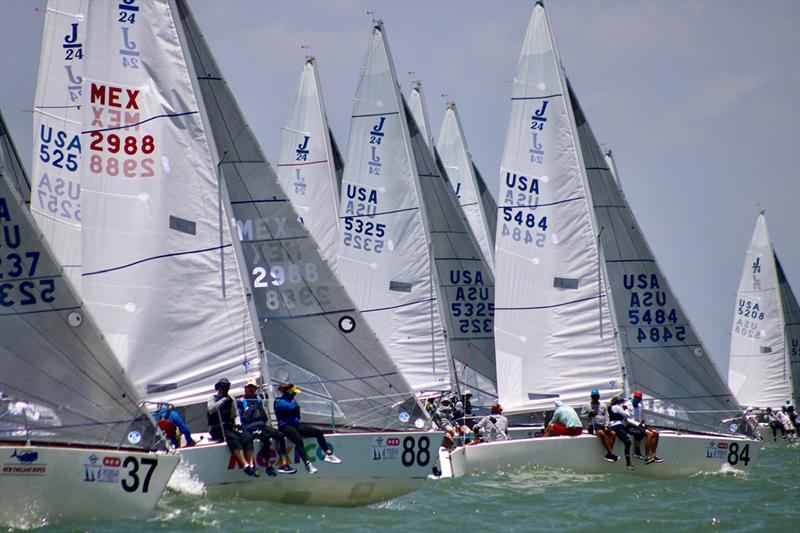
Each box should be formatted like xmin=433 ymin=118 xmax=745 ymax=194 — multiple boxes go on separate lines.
xmin=176 ymin=1 xmax=422 ymax=430
xmin=31 ymin=0 xmax=86 ymax=291
xmin=572 ymin=82 xmax=741 ymax=432
xmin=408 ymin=81 xmax=434 ymax=151
xmin=729 ymin=212 xmax=800 ymax=408
xmin=80 ymin=0 xmax=259 ymax=407
xmin=336 ymin=22 xmax=449 ymax=393
xmin=1 ymin=108 xmax=163 ymax=450
xmin=494 ymin=2 xmax=621 ymax=414
xmin=406 ymin=84 xmax=498 ymax=403
xmin=276 ymin=57 xmax=342 ymax=267
xmin=437 ymin=102 xmax=497 ymax=273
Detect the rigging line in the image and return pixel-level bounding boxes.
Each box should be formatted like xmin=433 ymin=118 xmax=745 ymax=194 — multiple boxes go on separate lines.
xmin=497 ymin=196 xmax=586 ymax=210
xmin=268 ymin=321 xmax=398 ymax=398
xmin=82 ymin=244 xmax=231 ymax=277
xmin=361 ymin=297 xmax=437 ymax=314
xmin=351 ymin=111 xmax=400 ymax=119
xmin=625 ymin=350 xmax=733 ymax=412
xmin=230 ymin=198 xmax=288 ymax=205
xmin=257 ymin=307 xmax=358 ymax=321
xmin=0 ymin=305 xmax=81 ymax=318
xmin=495 ymin=294 xmax=600 ymax=311
xmin=81 ymin=111 xmax=198 ymax=134
xmin=337 ymin=205 xmax=419 ymax=219
xmin=276 ymin=159 xmax=328 ymax=167
xmin=294 ymin=371 xmax=400 ymax=386
xmin=1 ymin=358 xmax=134 ymax=424
xmin=510 ymin=93 xmax=563 ymax=101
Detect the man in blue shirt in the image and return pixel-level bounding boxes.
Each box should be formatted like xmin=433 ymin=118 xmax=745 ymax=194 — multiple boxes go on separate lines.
xmin=274 ymin=383 xmax=342 ymax=474
xmin=152 ymin=403 xmax=195 ymax=448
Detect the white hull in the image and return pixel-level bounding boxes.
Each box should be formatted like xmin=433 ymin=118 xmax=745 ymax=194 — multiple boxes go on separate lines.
xmin=0 ymin=445 xmax=178 ymax=527
xmin=439 ymin=431 xmax=762 ymax=479
xmin=178 ymin=431 xmax=442 ymax=506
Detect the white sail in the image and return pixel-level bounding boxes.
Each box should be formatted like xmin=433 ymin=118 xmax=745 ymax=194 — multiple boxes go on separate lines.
xmin=31 ymin=0 xmax=86 ymax=291
xmin=403 ymin=96 xmax=498 ymax=403
xmin=494 ymin=3 xmax=621 ymax=414
xmin=276 ymin=57 xmax=342 ymax=267
xmin=336 ymin=22 xmax=449 ymax=393
xmin=437 ymin=102 xmax=497 ymax=273
xmin=408 ymin=81 xmax=434 ymax=151
xmin=729 ymin=213 xmax=800 ymax=408
xmin=176 ymin=0 xmax=423 ymax=429
xmin=80 ymin=0 xmax=259 ymax=407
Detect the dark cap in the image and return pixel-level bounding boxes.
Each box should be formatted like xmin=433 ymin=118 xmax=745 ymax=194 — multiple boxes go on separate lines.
xmin=214 ymin=378 xmax=231 ymax=390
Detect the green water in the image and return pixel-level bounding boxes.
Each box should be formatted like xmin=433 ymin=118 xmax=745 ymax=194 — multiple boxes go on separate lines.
xmin=19 ymin=444 xmax=799 ymax=532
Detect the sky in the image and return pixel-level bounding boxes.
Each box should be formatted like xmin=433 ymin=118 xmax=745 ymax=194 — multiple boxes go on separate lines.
xmin=1 ymin=0 xmax=798 ymax=378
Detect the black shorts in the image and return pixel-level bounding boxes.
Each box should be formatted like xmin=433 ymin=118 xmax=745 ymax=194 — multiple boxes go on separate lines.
xmin=589 ymin=424 xmax=606 ymax=433
xmin=628 ymin=425 xmax=646 ymax=439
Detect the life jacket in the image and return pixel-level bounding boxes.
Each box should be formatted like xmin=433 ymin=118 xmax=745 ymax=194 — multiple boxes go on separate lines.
xmin=239 ymin=397 xmax=268 ymax=431
xmin=207 ymin=394 xmax=235 ymax=435
xmin=608 ymin=404 xmax=625 ymax=423
xmin=155 ymin=408 xmax=177 ymax=438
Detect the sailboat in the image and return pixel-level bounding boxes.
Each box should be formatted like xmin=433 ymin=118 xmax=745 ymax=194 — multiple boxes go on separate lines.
xmin=728 ymin=211 xmax=800 ymax=438
xmin=276 ymin=56 xmax=344 ymax=267
xmin=77 ymin=0 xmax=438 ymax=506
xmin=405 ymin=80 xmax=498 ymax=405
xmin=0 ymin=110 xmax=178 ymax=527
xmin=436 ymin=101 xmax=497 ymax=275
xmin=441 ymin=1 xmax=761 ymax=479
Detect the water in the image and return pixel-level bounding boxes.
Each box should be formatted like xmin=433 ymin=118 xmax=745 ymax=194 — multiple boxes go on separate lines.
xmin=16 ymin=444 xmax=798 ymax=532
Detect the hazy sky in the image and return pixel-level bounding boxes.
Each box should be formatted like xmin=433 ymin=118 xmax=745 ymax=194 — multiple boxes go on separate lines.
xmin=1 ymin=0 xmax=798 ymax=378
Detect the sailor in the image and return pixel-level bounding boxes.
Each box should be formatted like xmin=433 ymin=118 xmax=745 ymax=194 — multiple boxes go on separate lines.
xmin=581 ymin=389 xmax=617 ymax=462
xmin=471 ymin=403 xmax=509 ymax=442
xmin=608 ymin=395 xmax=635 ymax=470
xmin=543 ymin=400 xmax=583 ymax=436
xmin=236 ymin=377 xmax=296 ymax=476
xmin=152 ymin=403 xmax=195 ymax=448
xmin=765 ymin=407 xmax=784 ymax=441
xmin=274 ymin=383 xmax=342 ymax=474
xmin=776 ymin=407 xmax=796 ymax=441
xmin=207 ymin=378 xmax=258 ymax=477
xmin=625 ymin=390 xmax=663 ymax=464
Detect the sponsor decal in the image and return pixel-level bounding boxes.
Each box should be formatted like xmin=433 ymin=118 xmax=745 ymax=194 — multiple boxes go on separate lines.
xmin=705 ymin=441 xmax=727 ymax=460
xmin=1 ymin=449 xmax=47 ymax=476
xmin=83 ymin=453 xmax=121 ymax=483
xmin=371 ymin=436 xmax=400 ymax=462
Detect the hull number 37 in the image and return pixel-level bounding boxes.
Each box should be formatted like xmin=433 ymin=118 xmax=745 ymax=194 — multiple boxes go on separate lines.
xmin=121 ymin=456 xmax=158 ymax=493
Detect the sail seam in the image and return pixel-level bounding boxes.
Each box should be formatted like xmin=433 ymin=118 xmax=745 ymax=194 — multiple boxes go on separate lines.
xmin=495 ymin=294 xmax=601 ymax=311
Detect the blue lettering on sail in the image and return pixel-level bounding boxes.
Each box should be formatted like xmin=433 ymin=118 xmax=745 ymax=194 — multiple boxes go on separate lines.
xmin=622 ymin=273 xmax=686 ymax=345
xmin=118 ymin=0 xmax=139 ymax=24
xmin=293 ymin=169 xmax=307 ymax=195
xmin=530 ymin=100 xmax=549 ymax=130
xmin=369 ymin=117 xmax=386 ymax=145
xmin=449 ymin=269 xmax=493 ymax=334
xmin=119 ymin=27 xmax=140 ymax=69
xmin=529 ymin=132 xmax=544 ymax=164
xmin=367 ymin=146 xmax=382 ymax=176
xmin=296 ymin=135 xmax=310 ymax=161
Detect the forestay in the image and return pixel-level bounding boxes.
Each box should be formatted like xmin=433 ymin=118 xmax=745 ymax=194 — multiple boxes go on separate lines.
xmin=729 ymin=213 xmax=800 ymax=408
xmin=0 ymin=109 xmax=163 ymax=451
xmin=571 ymin=83 xmax=741 ymax=432
xmin=31 ymin=0 xmax=86 ymax=291
xmin=336 ymin=22 xmax=449 ymax=393
xmin=276 ymin=58 xmax=342 ymax=267
xmin=80 ymin=0 xmax=259 ymax=407
xmin=404 ymin=96 xmax=498 ymax=404
xmin=494 ymin=3 xmax=620 ymax=414
xmin=176 ymin=1 xmax=423 ymax=430
xmin=437 ymin=102 xmax=497 ymax=274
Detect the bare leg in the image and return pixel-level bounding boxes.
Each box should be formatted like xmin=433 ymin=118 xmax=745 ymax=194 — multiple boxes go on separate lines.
xmin=232 ymin=449 xmax=247 ymax=468
xmin=596 ymin=429 xmax=613 ymax=455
